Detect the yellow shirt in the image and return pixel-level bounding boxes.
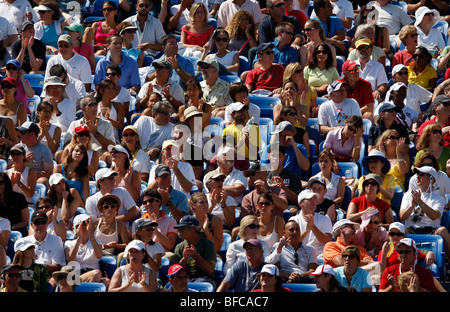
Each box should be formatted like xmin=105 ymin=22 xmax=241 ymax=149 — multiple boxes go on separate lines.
xmin=387 ymin=162 xmax=406 ymax=191
xmin=408 ymin=63 xmax=437 ymax=89
xmin=222 ymin=124 xmax=260 ymax=161
xmin=358 ymin=173 xmax=396 ymax=204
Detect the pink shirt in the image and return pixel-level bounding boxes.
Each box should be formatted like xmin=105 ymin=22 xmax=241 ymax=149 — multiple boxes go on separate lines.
xmin=323 ymin=127 xmax=362 ymax=158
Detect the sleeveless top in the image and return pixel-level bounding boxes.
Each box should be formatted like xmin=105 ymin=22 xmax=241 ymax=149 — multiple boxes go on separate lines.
xmin=39 ymin=124 xmax=57 ymax=149
xmin=119 ymin=265 xmax=151 ymax=292
xmin=94 ymin=218 xmax=119 ymax=255
xmin=4 ymin=103 xmax=21 ymax=126
xmin=257 ymin=216 xmax=280 ymax=250
xmin=0 ymin=117 xmax=12 ymax=158
xmin=181 ymin=25 xmax=214 ymax=47
xmin=41 ymin=23 xmax=59 ymax=48
xmin=61 ymin=163 xmax=84 ymax=199
xmin=208 ymin=51 xmax=239 ymax=75
xmin=97 ymin=103 xmax=119 ymax=139
xmin=311 ymin=172 xmax=341 ymax=201
xmin=6 ymin=167 xmax=32 ymax=203
xmin=388 ymin=161 xmax=406 ymax=191
xmin=114 ymin=168 xmax=134 ymax=189
xmin=95 ymin=22 xmax=117 ymax=46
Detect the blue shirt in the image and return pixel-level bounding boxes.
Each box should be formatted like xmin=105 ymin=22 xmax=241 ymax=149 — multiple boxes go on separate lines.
xmin=252 ymin=38 xmax=299 ymax=68
xmin=260 ymin=142 xmax=308 ymax=177
xmin=313 ymin=16 xmax=345 ymax=38
xmin=147 ymin=53 xmax=195 ymax=89
xmin=334 ymin=266 xmax=372 ymax=292
xmin=160 ymin=187 xmax=189 ymax=218
xmin=122 ymin=46 xmax=141 ymax=63
xmin=94 ymin=52 xmax=141 ymax=89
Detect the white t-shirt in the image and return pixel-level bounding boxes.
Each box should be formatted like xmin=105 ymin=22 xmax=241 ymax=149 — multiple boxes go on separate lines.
xmin=85 ymin=187 xmax=137 ymax=222
xmin=224 ymin=103 xmax=261 ymax=125
xmin=0 ymin=15 xmax=17 ymax=41
xmin=123 ymin=14 xmax=166 ymax=55
xmin=203 ymin=167 xmax=247 ymax=202
xmin=417 ymin=26 xmax=446 ymax=52
xmin=317 ymin=98 xmax=362 ymax=128
xmin=289 ymin=212 xmax=333 ymax=257
xmin=216 ymin=0 xmax=264 ymax=28
xmin=49 ymin=97 xmax=76 ymax=133
xmin=408 ymin=171 xmax=450 ymax=201
xmin=64 ymin=239 xmax=101 ymax=270
xmin=45 ymin=53 xmax=93 ymax=85
xmin=371 ymin=2 xmax=413 ymax=36
xmin=310 ymin=0 xmax=354 ymax=29
xmin=356 ymin=59 xmax=389 ymax=92
xmin=133 ymin=116 xmax=174 ymax=150
xmin=131 ymin=149 xmax=151 ymax=175
xmin=16 ymin=233 xmax=66 ymax=266
xmin=0 ymin=217 xmax=11 ymax=234
xmin=113 ymin=87 xmax=132 ymax=105
xmin=400 ymin=190 xmax=445 ymax=229
xmin=384 ymin=83 xmax=432 ymax=114
xmin=138 ymin=79 xmax=185 ymax=105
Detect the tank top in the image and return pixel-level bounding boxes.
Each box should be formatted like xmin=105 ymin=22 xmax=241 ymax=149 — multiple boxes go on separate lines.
xmin=42 ymin=23 xmax=59 ymax=48
xmin=95 ymin=22 xmax=117 ymax=46
xmin=181 ymin=25 xmax=214 ymax=47
xmin=97 ymin=103 xmax=119 ymax=138
xmin=61 ymin=163 xmax=84 ymax=199
xmin=94 ymin=218 xmax=119 ymax=255
xmin=4 ymin=103 xmax=21 ymax=126
xmin=257 ymin=216 xmax=280 ymax=250
xmin=6 ymin=167 xmax=32 ymax=203
xmin=119 ymin=265 xmax=151 ymax=292
xmin=39 ymin=124 xmax=57 ymax=148
xmin=208 ymin=51 xmax=239 ymax=75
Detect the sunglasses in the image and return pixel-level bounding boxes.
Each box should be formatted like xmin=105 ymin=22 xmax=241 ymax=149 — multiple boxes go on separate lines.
xmin=303 ymin=28 xmax=315 ymax=32
xmin=156 ymin=110 xmax=170 ymax=116
xmin=424 ymin=12 xmax=434 ymax=16
xmin=33 ymin=220 xmax=47 ymax=226
xmin=213 ymin=177 xmax=225 ymax=182
xmin=285 ymin=112 xmax=297 ymax=116
xmin=200 ymin=64 xmax=212 ymax=70
xmin=282 ymin=31 xmax=294 ymax=36
xmin=138 ymin=3 xmax=150 ymax=8
xmin=342 ymin=254 xmax=356 ymax=259
xmin=1 ymin=84 xmax=14 ymax=89
xmin=142 ymin=198 xmax=160 ymax=205
xmin=247 ymin=223 xmax=260 ymax=230
xmin=413 ymin=54 xmax=426 ymax=59
xmin=58 ymin=44 xmax=70 ymax=48
xmin=87 ymin=102 xmax=98 ymax=107
xmin=294 ymin=68 xmax=303 ymax=74
xmin=347 ymin=125 xmax=357 ymax=133
xmin=103 ymin=7 xmax=114 ymax=11
xmin=38 ymin=10 xmax=50 ymax=14
xmin=396 ymin=71 xmax=408 ymax=76
xmin=408 ymin=33 xmax=418 ymax=38
xmin=397 ymin=249 xmax=413 ymax=255
xmin=102 ymin=204 xmax=117 ymax=210
xmin=215 ymin=37 xmax=228 ymax=42
xmin=387 ymin=136 xmax=399 ymax=140
xmin=0 ymin=180 xmax=5 ymax=185
xmin=6 ymin=66 xmax=17 ymax=71
xmin=420 ymin=162 xmax=434 ymax=167
xmin=38 ymin=204 xmax=52 ymax=210
xmin=357 ymin=45 xmax=371 ymax=51
xmin=10 ymin=152 xmax=24 ymax=157
xmin=364 ymin=181 xmax=378 ymax=187
xmin=316 ymin=50 xmax=327 ymax=55
xmin=258 ymin=201 xmax=272 ymax=206
xmin=432 ymin=129 xmax=442 ymax=135
xmin=346 ymin=68 xmax=359 ymax=74
xmin=261 ymin=50 xmax=274 ymax=56
xmin=389 ymin=232 xmax=404 ymax=237
xmin=106 ymin=72 xmax=118 ymax=77
xmin=294 ymin=252 xmax=299 ymax=265
xmin=76 ymin=131 xmax=90 ymax=137
xmin=172 ymin=274 xmax=189 ymax=281
xmin=122 ymin=132 xmax=136 ymax=137
xmin=369 ymin=220 xmax=380 ymax=225
xmin=416 ymin=172 xmax=429 ymax=177
xmin=6 ymin=273 xmax=21 ymax=278
xmin=154 ymin=64 xmax=168 ymax=70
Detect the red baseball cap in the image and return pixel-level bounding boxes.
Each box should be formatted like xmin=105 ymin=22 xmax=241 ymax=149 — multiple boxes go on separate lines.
xmin=167 ymin=264 xmax=188 ymax=277
xmin=75 ymin=125 xmax=89 ymax=133
xmin=342 ymin=60 xmax=359 ymax=73
xmin=1 ymin=76 xmax=17 ymax=87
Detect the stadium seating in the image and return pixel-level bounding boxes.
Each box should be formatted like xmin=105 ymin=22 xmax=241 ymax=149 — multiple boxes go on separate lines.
xmin=0 ymin=159 xmax=6 ymax=172
xmin=75 ymin=282 xmax=108 ymax=292
xmin=6 ymin=231 xmax=22 ymax=259
xmin=282 ymin=283 xmax=318 ymax=292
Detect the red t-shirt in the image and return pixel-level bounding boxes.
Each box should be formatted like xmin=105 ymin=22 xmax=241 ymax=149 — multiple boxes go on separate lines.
xmin=286 ymin=10 xmax=307 ymax=28
xmin=418 ymin=117 xmax=450 ymax=147
xmin=377 ymin=248 xmax=427 ymax=268
xmin=245 ymin=64 xmax=285 ymax=92
xmin=445 ymin=68 xmax=450 ymax=81
xmin=379 ymin=263 xmax=436 ymax=292
xmin=350 ymin=195 xmax=391 ymax=222
xmin=338 ymin=77 xmax=374 ymax=108
xmin=392 ymin=49 xmax=414 ymax=68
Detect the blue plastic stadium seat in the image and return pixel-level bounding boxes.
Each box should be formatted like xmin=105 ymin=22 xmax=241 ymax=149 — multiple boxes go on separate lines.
xmin=100 ymin=255 xmax=117 ymax=279
xmin=75 ymin=282 xmax=108 ymax=292
xmin=32 ymin=183 xmax=47 ymax=207
xmin=282 ymin=283 xmax=318 ymax=292
xmin=238 ymin=56 xmax=249 ymax=76
xmin=89 ymin=182 xmax=98 ymax=196
xmin=0 ymin=159 xmax=6 ymax=172
xmin=220 ymin=232 xmax=232 ymax=260
xmin=7 ymin=231 xmax=23 ymax=259
xmin=258 ymin=117 xmax=274 ymax=150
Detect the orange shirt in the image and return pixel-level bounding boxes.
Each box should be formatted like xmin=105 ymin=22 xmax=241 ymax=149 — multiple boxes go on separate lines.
xmin=323 ymin=237 xmax=373 ymax=268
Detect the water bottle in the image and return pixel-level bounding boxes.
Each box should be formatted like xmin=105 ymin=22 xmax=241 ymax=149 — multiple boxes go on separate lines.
xmin=242 ymin=117 xmax=255 ymax=133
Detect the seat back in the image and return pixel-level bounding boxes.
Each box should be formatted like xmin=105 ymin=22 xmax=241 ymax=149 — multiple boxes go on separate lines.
xmin=282 ymin=283 xmax=318 ymax=292
xmin=100 ymin=255 xmax=118 ymax=279
xmin=6 ymin=231 xmax=23 ymax=259
xmin=258 ymin=117 xmax=274 ymax=150
xmin=32 ymin=183 xmax=47 ymax=207
xmin=188 ymin=282 xmax=215 ymax=292
xmin=0 ymin=159 xmax=6 ymax=172
xmin=89 ymin=182 xmax=98 ymax=196
xmin=74 ymin=282 xmax=108 ymax=292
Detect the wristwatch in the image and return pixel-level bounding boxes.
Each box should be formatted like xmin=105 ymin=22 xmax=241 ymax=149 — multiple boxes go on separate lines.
xmin=94 ymin=132 xmax=100 ymax=138
xmin=166 ymin=200 xmax=173 ymax=206
xmin=175 ymin=67 xmax=181 ymax=73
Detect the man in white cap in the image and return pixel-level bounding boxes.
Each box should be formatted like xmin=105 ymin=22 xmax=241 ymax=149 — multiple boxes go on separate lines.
xmin=379 ymin=237 xmax=436 ymax=292
xmin=289 ymin=190 xmax=333 ymax=258
xmin=323 ymin=218 xmax=373 ymax=268
xmin=400 ymin=166 xmax=450 ymax=256
xmin=318 ymin=80 xmax=362 ymax=135
xmin=198 ymin=58 xmax=233 ymax=119
xmin=386 ymin=64 xmax=432 ymax=116
xmin=84 ymin=168 xmax=140 ymax=225
xmin=45 ymin=34 xmax=92 ymax=92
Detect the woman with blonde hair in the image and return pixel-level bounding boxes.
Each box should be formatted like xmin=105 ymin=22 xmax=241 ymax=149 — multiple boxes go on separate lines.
xmin=225 ymin=10 xmax=258 ymax=58
xmin=394 ymin=25 xmax=418 ymax=67
xmin=180 ymin=2 xmax=214 ymax=52
xmin=375 ymin=129 xmax=410 ymax=191
xmin=415 ymin=123 xmax=450 ymax=172
xmin=299 ymin=19 xmax=337 ymax=68
xmin=12 ymin=242 xmax=47 ymax=292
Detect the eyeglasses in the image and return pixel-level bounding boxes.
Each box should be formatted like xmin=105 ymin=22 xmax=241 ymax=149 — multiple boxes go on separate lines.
xmin=387 ymin=136 xmax=399 ymax=140
xmin=156 ymin=110 xmax=170 ymax=116
xmin=388 ymin=232 xmax=405 ymax=237
xmin=103 ymin=7 xmax=114 ymax=11
xmin=315 ymin=50 xmax=327 ymax=55
xmin=413 ymin=54 xmax=426 ymax=59
xmin=172 ymin=274 xmax=189 ymax=281
xmin=346 ymin=68 xmax=360 ymax=74
xmin=260 ymin=50 xmax=275 ymax=56
xmin=102 ymin=204 xmax=117 ymax=210
xmin=58 ymin=44 xmax=70 ymax=48
xmin=6 ymin=273 xmax=21 ymax=278
xmin=369 ymin=220 xmax=380 ymax=225
xmin=294 ymin=252 xmax=299 ymax=265
xmin=357 ymin=45 xmax=371 ymax=51
xmin=282 ymin=31 xmax=294 ymax=36
xmin=212 ymin=177 xmax=225 ymax=182
xmin=1 ymin=84 xmax=14 ymax=89
xmin=215 ymin=37 xmax=228 ymax=42
xmin=432 ymin=129 xmax=442 ymax=135
xmin=76 ymin=131 xmax=90 ymax=137
xmin=106 ymin=72 xmax=118 ymax=77
xmin=122 ymin=132 xmax=136 ymax=137
xmin=247 ymin=223 xmax=260 ymax=230
xmin=396 ymin=71 xmax=408 ymax=76
xmin=138 ymin=3 xmax=150 ymax=8
xmin=303 ymin=28 xmax=315 ymax=32
xmin=142 ymin=198 xmax=160 ymax=205
xmin=347 ymin=125 xmax=357 ymax=133
xmin=258 ymin=201 xmax=272 ymax=206
xmin=33 ymin=220 xmax=47 ymax=226
xmin=342 ymin=254 xmax=356 ymax=259
xmin=6 ymin=66 xmax=17 ymax=71
xmin=408 ymin=33 xmax=418 ymax=38
xmin=364 ymin=181 xmax=378 ymax=187
xmin=38 ymin=204 xmax=52 ymax=210
xmin=87 ymin=102 xmax=98 ymax=107
xmin=397 ymin=249 xmax=413 ymax=255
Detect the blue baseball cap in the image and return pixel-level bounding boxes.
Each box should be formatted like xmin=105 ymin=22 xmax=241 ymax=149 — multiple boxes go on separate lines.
xmin=6 ymin=59 xmax=21 ymax=70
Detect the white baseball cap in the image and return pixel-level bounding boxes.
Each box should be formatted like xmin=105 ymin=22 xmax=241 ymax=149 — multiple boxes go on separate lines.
xmin=261 ymin=264 xmax=279 ymax=276
xmin=310 ymin=264 xmax=335 ymax=277
xmin=49 ymin=173 xmax=65 ymax=186
xmin=298 ymin=189 xmax=320 ymax=203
